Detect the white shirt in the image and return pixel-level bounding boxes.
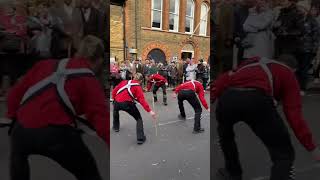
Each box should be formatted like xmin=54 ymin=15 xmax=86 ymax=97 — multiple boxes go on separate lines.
xmin=82 ymin=8 xmax=91 ymax=22
xmin=186 ymin=64 xmax=197 ymax=80
xmin=64 ymin=4 xmax=73 ymax=18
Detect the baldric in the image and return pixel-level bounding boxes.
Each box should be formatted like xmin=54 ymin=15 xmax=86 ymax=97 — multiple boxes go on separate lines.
xmin=229 ymin=57 xmax=291 ymax=96
xmin=187 ymin=80 xmax=199 ymax=91
xmin=116 ymin=80 xmax=140 ymax=101
xmin=20 ymin=58 xmax=95 ymax=128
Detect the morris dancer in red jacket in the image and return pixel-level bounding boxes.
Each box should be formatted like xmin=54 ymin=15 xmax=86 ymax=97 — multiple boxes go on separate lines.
xmin=6 ymin=36 xmax=108 ymax=180
xmin=173 ymin=79 xmax=209 ymax=133
xmin=212 ymin=55 xmax=320 ymax=180
xmin=147 ymin=73 xmax=168 ymax=106
xmin=112 ymin=73 xmax=156 ymax=145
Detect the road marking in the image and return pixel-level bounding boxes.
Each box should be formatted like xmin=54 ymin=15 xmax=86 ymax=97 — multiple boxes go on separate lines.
xmin=158 ymin=113 xmax=210 ymax=126
xmin=109 ymin=113 xmax=210 ymax=130
xmin=251 ymin=163 xmax=320 ymax=180
xmin=158 ymin=120 xmax=184 ymax=126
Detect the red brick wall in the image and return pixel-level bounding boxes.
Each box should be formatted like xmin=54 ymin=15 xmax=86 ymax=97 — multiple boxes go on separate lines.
xmin=179 ymin=0 xmax=186 ymax=33
xmin=141 ymin=41 xmax=172 ymax=61
xmin=162 ymin=0 xmax=170 ymax=31
xmin=122 ymin=0 xmax=210 ymax=63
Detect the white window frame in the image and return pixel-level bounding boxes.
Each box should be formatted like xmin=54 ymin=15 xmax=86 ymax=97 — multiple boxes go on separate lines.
xmin=199 ymin=3 xmax=209 ymax=36
xmin=185 ymin=0 xmax=194 ymax=34
xmin=151 ymin=0 xmax=163 ymax=30
xmin=169 ymin=0 xmax=180 ymax=32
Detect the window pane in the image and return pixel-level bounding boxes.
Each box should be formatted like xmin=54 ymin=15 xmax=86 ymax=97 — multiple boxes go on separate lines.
xmin=185 ymin=18 xmax=191 ymax=32
xmin=169 ymin=14 xmax=174 ymax=30
xmin=201 ymin=4 xmax=207 ymax=20
xmin=186 ymin=0 xmax=193 ymax=16
xmin=153 ymin=0 xmax=162 ymax=10
xmin=152 ymin=22 xmax=161 ymax=28
xmin=169 ymin=0 xmax=176 ymax=13
xmin=174 ymin=15 xmax=179 ymax=31
xmin=152 ymin=11 xmax=161 ymax=28
xmin=200 ymin=20 xmax=206 ymax=35
xmin=169 ymin=14 xmax=179 ymax=31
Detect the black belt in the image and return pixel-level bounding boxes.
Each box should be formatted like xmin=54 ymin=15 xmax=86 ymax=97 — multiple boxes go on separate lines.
xmin=180 ymin=89 xmax=194 ymax=92
xmin=229 ymin=87 xmax=258 ymax=91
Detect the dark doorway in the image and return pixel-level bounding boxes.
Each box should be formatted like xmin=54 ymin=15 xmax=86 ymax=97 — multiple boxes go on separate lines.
xmin=147 ymin=49 xmax=166 ymax=64
xmin=181 ymin=52 xmax=193 ymax=61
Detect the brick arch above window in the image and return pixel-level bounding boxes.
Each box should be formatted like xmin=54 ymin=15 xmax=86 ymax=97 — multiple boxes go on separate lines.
xmin=141 ymin=42 xmax=172 ymax=62
xmin=178 ymin=38 xmax=201 ymax=62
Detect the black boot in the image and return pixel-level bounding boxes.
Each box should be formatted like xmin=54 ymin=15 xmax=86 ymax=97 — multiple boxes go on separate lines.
xmin=163 ymin=95 xmax=167 ymax=106
xmin=137 ymin=135 xmax=146 ymax=145
xmin=178 ymin=114 xmax=186 ymax=120
xmin=216 ymin=168 xmax=242 ymax=180
xmin=193 ymin=128 xmax=205 ymax=134
xmin=112 ymin=127 xmax=119 ymax=132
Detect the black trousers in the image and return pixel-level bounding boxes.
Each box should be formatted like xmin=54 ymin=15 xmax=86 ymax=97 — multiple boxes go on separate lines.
xmin=178 ymin=90 xmax=202 ymax=131
xmin=10 ymin=122 xmax=102 ymax=180
xmin=110 ymin=76 xmax=121 ymax=89
xmin=153 ymin=84 xmax=167 ymax=103
xmin=296 ymin=52 xmax=315 ymax=91
xmin=0 ymin=53 xmax=25 ymax=87
xmin=202 ymin=78 xmax=209 ymax=90
xmin=237 ymin=47 xmax=243 ymax=63
xmin=113 ymin=101 xmax=145 ymax=140
xmin=315 ymin=63 xmax=320 ymax=79
xmin=216 ymin=89 xmax=295 ymax=180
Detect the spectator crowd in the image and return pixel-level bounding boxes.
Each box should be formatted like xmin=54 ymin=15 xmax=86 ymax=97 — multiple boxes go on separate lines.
xmin=214 ymin=0 xmax=320 ymax=95
xmin=0 ymin=0 xmax=108 ymax=98
xmin=110 ymin=58 xmax=210 ymax=91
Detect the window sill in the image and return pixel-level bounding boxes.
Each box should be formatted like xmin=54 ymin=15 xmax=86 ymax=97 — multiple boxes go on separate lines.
xmin=141 ymin=27 xmax=210 ymax=38
xmin=151 ymin=27 xmax=162 ymax=30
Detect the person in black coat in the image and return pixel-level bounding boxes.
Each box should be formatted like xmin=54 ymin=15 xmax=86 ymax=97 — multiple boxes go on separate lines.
xmin=79 ymin=0 xmax=106 ymax=43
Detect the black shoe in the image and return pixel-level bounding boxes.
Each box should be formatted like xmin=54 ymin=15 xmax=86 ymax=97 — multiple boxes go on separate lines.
xmin=113 ymin=127 xmax=119 ymax=132
xmin=163 ymin=102 xmax=168 ymax=106
xmin=193 ymin=128 xmax=205 ymax=134
xmin=137 ymin=136 xmax=146 ymax=145
xmin=216 ymin=168 xmax=242 ymax=180
xmin=178 ymin=114 xmax=186 ymax=120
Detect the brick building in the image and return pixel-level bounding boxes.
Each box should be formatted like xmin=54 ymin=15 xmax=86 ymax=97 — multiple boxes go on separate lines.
xmin=111 ymin=0 xmax=210 ymax=64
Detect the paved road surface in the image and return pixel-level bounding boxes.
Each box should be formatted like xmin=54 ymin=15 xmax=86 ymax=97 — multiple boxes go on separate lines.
xmin=211 ymin=94 xmax=320 ymax=180
xmin=110 ymin=91 xmax=210 ymax=180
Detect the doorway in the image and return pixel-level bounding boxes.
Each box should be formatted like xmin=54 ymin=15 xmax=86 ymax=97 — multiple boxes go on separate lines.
xmin=181 ymin=51 xmax=194 ymax=61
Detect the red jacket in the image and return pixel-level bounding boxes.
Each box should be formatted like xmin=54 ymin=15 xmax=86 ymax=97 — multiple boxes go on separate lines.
xmin=6 ymin=58 xmax=109 ymax=146
xmin=175 ymin=81 xmax=209 ymax=110
xmin=0 ymin=14 xmax=27 ymax=37
xmin=112 ymin=80 xmax=152 ymax=112
xmin=147 ymin=74 xmax=167 ymax=91
xmin=211 ymin=58 xmax=317 ymax=151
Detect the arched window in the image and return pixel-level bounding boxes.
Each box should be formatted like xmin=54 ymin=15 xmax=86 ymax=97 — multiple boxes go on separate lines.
xmin=199 ymin=3 xmax=209 ymax=36
xmin=151 ymin=0 xmax=163 ymax=29
xmin=185 ymin=0 xmax=194 ymax=33
xmin=169 ymin=0 xmax=179 ymax=32
xmin=148 ymin=49 xmax=166 ymax=64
